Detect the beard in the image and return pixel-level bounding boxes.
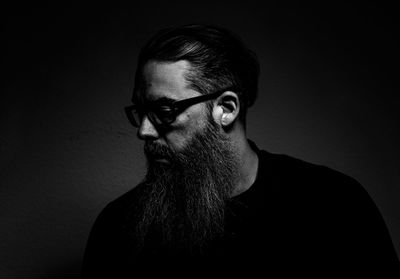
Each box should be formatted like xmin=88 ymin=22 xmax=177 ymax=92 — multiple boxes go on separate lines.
xmin=133 ymin=118 xmax=239 ymax=255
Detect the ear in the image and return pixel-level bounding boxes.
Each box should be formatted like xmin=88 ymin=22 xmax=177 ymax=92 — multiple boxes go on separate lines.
xmin=213 ymin=91 xmax=240 ymax=128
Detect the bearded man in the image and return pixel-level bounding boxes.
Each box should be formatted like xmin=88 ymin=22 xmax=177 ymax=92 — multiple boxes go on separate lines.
xmin=82 ymin=24 xmax=399 ymax=278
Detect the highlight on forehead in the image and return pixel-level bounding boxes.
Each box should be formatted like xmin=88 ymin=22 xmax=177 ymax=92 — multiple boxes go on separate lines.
xmin=132 ymin=60 xmax=196 ymax=104
xmin=131 ymin=88 xmax=177 ymax=105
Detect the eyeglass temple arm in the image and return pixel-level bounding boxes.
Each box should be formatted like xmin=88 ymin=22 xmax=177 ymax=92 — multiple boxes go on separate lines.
xmin=173 ymin=87 xmax=237 ymax=111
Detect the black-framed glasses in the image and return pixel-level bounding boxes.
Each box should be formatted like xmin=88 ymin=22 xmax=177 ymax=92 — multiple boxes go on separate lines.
xmin=124 ymin=87 xmax=237 ymax=127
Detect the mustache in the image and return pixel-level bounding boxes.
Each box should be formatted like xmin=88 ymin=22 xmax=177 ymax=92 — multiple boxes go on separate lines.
xmin=144 ymin=142 xmax=175 ymax=160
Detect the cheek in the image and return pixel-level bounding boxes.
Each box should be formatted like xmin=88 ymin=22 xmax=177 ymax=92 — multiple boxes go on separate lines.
xmin=164 ymin=131 xmax=190 ymax=151
xmin=187 ymin=103 xmax=211 ymax=129
xmin=164 ymin=106 xmax=208 ymax=150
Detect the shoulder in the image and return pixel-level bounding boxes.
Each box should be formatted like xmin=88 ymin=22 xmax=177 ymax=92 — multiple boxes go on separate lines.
xmin=82 ymin=184 xmax=147 ymax=278
xmin=258 ymin=148 xmax=364 ymax=197
xmin=100 ymin=183 xmax=145 ymax=219
xmin=89 ymin=184 xmax=147 ymax=232
xmin=255 ymin=147 xmax=384 ymax=225
xmin=257 ymin=148 xmax=399 ymax=267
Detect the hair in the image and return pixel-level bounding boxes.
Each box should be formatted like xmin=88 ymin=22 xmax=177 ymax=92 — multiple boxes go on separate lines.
xmin=133 ymin=24 xmax=260 ymax=124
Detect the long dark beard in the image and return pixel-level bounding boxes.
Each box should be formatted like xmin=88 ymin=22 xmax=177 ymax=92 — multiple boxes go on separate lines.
xmin=134 ymin=120 xmax=239 ymax=255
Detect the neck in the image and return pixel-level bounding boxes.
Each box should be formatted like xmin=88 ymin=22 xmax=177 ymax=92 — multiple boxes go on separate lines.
xmin=229 ymin=131 xmax=259 ymax=197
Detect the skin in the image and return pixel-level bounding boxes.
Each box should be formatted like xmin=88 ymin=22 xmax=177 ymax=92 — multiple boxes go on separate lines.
xmin=137 ymin=60 xmax=259 ymax=197
xmin=138 ymin=60 xmax=208 ymax=149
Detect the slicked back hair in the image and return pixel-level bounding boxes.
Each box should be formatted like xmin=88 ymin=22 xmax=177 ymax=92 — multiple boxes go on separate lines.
xmin=133 ymin=24 xmax=260 ymax=125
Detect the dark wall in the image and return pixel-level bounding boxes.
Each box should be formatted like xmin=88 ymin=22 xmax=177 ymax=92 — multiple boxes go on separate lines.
xmin=2 ymin=2 xmax=399 ymax=278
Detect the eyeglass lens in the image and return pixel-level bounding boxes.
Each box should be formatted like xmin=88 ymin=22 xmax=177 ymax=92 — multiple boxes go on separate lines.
xmin=129 ymin=107 xmax=176 ymax=127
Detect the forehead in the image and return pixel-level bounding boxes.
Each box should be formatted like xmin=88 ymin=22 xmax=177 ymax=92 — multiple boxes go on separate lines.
xmin=138 ymin=60 xmax=200 ymax=103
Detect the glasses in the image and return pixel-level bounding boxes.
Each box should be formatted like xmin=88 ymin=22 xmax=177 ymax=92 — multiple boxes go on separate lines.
xmin=125 ymin=87 xmax=237 ymax=127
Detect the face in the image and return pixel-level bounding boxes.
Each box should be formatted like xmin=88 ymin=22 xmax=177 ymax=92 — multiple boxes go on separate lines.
xmin=130 ymin=61 xmax=241 ymax=254
xmin=137 ymin=60 xmax=209 ymax=152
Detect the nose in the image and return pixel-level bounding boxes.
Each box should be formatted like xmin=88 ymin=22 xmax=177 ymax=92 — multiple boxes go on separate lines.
xmin=137 ymin=115 xmax=159 ymax=140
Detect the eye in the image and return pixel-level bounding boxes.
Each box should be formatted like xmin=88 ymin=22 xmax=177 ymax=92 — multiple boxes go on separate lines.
xmin=153 ymin=106 xmax=176 ymax=124
xmin=156 ymin=106 xmax=175 ymax=120
xmin=158 ymin=106 xmax=173 ymax=114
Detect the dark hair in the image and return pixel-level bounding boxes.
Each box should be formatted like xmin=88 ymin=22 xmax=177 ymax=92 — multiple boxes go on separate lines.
xmin=134 ymin=24 xmax=260 ymax=123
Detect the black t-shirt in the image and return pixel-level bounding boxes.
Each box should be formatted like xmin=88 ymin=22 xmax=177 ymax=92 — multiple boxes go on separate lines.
xmin=82 ymin=141 xmax=399 ymax=278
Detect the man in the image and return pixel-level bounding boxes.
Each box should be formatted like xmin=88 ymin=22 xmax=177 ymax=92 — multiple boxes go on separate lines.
xmin=82 ymin=24 xmax=399 ymax=277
